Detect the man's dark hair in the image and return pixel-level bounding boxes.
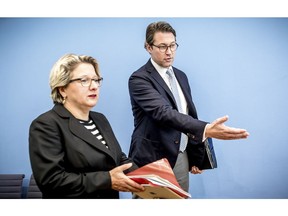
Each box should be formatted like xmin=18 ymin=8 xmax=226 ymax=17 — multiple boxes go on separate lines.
xmin=145 ymin=21 xmax=177 ymax=49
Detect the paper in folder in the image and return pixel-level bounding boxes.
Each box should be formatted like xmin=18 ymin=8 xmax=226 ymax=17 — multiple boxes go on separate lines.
xmin=127 ymin=158 xmax=191 ymax=199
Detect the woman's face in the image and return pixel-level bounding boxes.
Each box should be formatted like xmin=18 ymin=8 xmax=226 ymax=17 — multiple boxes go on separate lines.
xmin=61 ymin=63 xmax=100 ymax=112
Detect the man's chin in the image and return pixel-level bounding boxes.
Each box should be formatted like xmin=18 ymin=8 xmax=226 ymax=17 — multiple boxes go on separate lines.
xmin=162 ymin=62 xmax=172 ymax=68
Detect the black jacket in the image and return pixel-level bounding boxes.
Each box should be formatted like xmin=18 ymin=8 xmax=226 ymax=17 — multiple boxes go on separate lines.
xmin=29 ymin=103 xmax=137 ymax=198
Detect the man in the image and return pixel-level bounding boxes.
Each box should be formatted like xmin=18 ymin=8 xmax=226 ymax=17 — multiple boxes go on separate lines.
xmin=128 ymin=21 xmax=249 ymax=192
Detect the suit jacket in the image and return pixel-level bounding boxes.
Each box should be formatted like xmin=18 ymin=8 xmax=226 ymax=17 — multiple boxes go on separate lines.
xmin=128 ymin=59 xmax=208 ymax=169
xmin=29 ymin=103 xmax=137 ymax=199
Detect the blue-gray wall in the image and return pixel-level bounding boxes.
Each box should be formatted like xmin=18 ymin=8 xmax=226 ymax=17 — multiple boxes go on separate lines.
xmin=0 ymin=18 xmax=287 ymax=198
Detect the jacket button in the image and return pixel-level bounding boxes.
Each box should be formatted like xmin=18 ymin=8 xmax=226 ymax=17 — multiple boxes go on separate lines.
xmin=187 ymin=133 xmax=195 ymax=139
xmin=174 ymin=140 xmax=179 ymax=144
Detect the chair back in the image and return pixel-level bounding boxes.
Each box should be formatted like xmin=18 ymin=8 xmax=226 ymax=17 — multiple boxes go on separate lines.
xmin=26 ymin=174 xmax=42 ymax=198
xmin=0 ymin=174 xmax=25 ymax=198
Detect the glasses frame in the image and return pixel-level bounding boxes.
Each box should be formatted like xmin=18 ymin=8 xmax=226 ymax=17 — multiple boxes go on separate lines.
xmin=69 ymin=77 xmax=103 ymax=87
xmin=152 ymin=43 xmax=179 ymax=53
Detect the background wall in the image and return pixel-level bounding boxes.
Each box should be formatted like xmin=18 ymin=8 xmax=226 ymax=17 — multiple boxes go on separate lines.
xmin=0 ymin=18 xmax=287 ymax=199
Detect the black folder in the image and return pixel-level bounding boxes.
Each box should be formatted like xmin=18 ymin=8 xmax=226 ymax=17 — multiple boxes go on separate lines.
xmin=201 ymin=137 xmax=217 ymax=169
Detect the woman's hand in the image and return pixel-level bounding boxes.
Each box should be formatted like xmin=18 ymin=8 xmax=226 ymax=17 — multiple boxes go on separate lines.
xmin=109 ymin=163 xmax=145 ymax=192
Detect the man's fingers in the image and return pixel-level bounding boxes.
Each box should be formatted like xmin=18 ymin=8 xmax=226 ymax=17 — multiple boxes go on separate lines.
xmin=214 ymin=115 xmax=229 ymax=125
xmin=191 ymin=166 xmax=203 ymax=174
xmin=222 ymin=131 xmax=250 ymax=139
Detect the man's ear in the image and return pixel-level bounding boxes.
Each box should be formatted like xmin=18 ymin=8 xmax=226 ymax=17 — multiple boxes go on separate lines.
xmin=146 ymin=43 xmax=153 ymax=54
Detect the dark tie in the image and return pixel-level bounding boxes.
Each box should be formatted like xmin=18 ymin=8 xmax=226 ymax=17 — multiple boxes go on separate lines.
xmin=166 ymin=68 xmax=188 ymax=152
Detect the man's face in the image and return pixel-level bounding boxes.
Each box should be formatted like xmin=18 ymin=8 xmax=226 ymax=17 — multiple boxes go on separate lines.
xmin=147 ymin=31 xmax=177 ymax=68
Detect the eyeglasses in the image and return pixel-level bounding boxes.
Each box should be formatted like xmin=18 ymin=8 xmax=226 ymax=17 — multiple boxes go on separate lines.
xmin=69 ymin=77 xmax=103 ymax=87
xmin=152 ymin=43 xmax=179 ymax=53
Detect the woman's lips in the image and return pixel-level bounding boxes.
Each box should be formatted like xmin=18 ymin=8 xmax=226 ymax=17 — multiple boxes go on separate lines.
xmin=88 ymin=94 xmax=97 ymax=98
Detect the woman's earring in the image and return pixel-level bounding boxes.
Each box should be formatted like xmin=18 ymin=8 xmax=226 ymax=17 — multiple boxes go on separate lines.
xmin=62 ymin=96 xmax=66 ymax=104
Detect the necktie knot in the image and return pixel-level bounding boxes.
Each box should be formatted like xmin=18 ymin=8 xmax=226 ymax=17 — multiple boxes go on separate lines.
xmin=166 ymin=68 xmax=173 ymax=77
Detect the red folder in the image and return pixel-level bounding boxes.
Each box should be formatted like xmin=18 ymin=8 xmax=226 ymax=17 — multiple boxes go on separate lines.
xmin=127 ymin=158 xmax=191 ymax=199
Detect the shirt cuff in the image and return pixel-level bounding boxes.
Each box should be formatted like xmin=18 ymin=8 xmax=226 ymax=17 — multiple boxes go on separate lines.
xmin=202 ymin=124 xmax=209 ymax=142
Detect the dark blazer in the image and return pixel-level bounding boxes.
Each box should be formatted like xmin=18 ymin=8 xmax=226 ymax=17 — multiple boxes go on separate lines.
xmin=128 ymin=59 xmax=208 ymax=169
xmin=29 ymin=103 xmax=137 ymax=199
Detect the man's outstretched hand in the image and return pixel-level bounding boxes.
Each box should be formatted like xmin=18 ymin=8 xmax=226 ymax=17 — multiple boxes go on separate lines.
xmin=205 ymin=115 xmax=249 ymax=140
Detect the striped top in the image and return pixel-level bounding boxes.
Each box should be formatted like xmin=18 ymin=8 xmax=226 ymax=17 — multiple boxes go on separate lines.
xmin=79 ymin=119 xmax=109 ymax=149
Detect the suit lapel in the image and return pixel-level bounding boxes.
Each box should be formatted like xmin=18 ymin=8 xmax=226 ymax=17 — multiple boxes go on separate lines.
xmin=69 ymin=117 xmax=113 ymax=156
xmin=147 ymin=61 xmax=177 ymax=106
xmin=52 ymin=105 xmax=115 ymax=160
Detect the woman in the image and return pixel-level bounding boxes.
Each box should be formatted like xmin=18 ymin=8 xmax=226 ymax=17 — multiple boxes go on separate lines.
xmin=29 ymin=53 xmax=144 ymax=198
